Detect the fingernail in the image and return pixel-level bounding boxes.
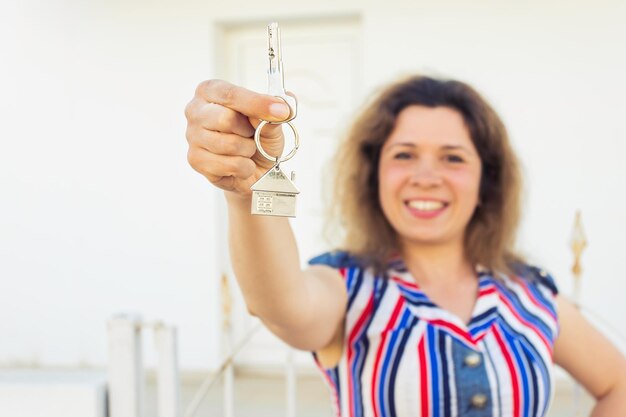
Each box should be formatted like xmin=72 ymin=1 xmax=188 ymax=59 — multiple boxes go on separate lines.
xmin=269 ymin=102 xmax=290 ymax=119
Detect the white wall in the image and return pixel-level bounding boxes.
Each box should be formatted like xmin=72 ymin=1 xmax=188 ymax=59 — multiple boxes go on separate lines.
xmin=1 ymin=0 xmax=222 ymax=369
xmin=1 ymin=0 xmax=625 ymax=372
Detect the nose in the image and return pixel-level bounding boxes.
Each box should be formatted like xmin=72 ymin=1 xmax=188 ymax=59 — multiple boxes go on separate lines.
xmin=409 ymin=160 xmax=443 ymax=188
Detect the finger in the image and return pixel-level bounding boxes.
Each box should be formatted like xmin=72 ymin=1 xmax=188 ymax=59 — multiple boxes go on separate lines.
xmin=248 ymin=92 xmax=296 ymax=138
xmin=186 ymin=127 xmax=257 ymax=158
xmin=248 ymin=118 xmax=284 ymax=140
xmin=208 ymin=154 xmax=256 ymax=180
xmin=196 ymin=79 xmax=291 ymax=123
xmin=188 ymin=148 xmax=256 ymax=181
xmin=189 ymin=101 xmax=255 ymax=138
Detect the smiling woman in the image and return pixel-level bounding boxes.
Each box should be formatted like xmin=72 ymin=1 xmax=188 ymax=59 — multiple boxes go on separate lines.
xmin=331 ymin=77 xmax=522 ymax=276
xmin=379 ymin=106 xmax=482 ymax=256
xmin=185 ymin=75 xmax=626 ymax=416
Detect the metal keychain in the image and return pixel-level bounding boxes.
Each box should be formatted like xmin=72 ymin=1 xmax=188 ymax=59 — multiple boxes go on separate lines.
xmin=250 ymin=22 xmax=300 ymax=217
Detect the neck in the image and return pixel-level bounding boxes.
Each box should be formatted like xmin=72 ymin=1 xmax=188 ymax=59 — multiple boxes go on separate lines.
xmin=400 ymin=239 xmax=474 ymax=287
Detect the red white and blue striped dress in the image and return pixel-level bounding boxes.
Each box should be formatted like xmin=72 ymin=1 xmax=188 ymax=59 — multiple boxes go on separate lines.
xmin=309 ymin=251 xmax=559 ymax=417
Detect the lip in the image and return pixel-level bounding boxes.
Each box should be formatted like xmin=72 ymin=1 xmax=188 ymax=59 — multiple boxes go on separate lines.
xmin=404 ymin=199 xmax=449 ymax=219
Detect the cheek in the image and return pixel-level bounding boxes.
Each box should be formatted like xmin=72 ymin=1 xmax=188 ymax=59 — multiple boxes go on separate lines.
xmin=450 ymin=169 xmax=481 ymax=204
xmin=377 ymin=163 xmax=403 ymax=218
xmin=378 ymin=164 xmax=407 ymax=199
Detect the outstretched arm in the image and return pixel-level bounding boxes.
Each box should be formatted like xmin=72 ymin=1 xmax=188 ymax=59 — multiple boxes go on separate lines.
xmin=185 ymin=80 xmax=346 ymax=351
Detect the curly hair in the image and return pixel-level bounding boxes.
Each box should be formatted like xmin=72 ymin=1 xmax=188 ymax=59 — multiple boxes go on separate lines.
xmin=328 ymin=75 xmax=523 ymax=274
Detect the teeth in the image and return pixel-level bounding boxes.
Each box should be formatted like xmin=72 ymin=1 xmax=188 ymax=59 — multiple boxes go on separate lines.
xmin=407 ymin=200 xmax=445 ymax=211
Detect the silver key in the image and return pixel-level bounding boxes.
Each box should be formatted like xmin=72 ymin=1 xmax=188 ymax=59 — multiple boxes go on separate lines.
xmin=267 ymin=22 xmax=297 ymax=121
xmin=250 ymin=23 xmax=300 ymax=217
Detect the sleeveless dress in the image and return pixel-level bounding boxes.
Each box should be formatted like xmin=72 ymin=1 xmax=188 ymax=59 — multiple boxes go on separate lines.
xmin=309 ymin=251 xmax=559 ymax=417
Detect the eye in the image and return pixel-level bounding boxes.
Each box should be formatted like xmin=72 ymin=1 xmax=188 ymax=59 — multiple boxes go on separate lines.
xmin=444 ymin=154 xmax=465 ymax=163
xmin=393 ymin=151 xmax=413 ymax=160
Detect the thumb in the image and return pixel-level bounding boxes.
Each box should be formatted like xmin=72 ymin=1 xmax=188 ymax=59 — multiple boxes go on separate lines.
xmin=250 ymin=92 xmax=297 ymax=138
xmin=196 ymin=79 xmax=292 ymax=122
xmin=249 ymin=117 xmax=285 ymax=140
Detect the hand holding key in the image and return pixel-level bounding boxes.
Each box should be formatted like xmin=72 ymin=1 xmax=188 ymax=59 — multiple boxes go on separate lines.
xmin=186 ymin=22 xmax=300 ymax=216
xmin=184 ymin=80 xmax=291 ymax=196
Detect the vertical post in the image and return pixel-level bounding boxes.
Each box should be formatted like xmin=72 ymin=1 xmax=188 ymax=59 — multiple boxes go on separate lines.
xmin=221 ymin=273 xmax=234 ymax=417
xmin=154 ymin=323 xmax=181 ymax=417
xmin=286 ymin=347 xmax=296 ymax=417
xmin=108 ymin=315 xmax=144 ymax=417
xmin=223 ymin=356 xmax=235 ymax=417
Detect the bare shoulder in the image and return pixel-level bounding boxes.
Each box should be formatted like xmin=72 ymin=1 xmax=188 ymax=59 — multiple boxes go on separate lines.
xmin=554 ymin=295 xmax=626 ymax=399
xmin=303 ymin=263 xmax=347 ymax=306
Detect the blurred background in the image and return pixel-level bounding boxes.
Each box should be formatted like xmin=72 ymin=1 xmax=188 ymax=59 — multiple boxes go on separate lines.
xmin=1 ymin=0 xmax=625 ymax=416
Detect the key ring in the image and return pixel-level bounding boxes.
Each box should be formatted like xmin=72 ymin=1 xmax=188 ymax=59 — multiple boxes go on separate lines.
xmin=253 ymin=120 xmax=300 ymax=164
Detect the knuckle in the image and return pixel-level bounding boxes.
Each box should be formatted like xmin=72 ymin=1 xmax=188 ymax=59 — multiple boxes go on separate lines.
xmin=216 ymin=109 xmax=236 ymax=131
xmin=226 ymin=138 xmax=242 ymax=156
xmin=201 ymin=79 xmax=235 ymax=105
xmin=220 ymin=82 xmax=237 ymax=105
xmin=187 ymin=148 xmax=201 ymax=169
xmin=185 ymin=126 xmax=197 ymax=144
xmin=241 ymin=140 xmax=257 ymax=158
xmin=184 ymin=99 xmax=199 ymax=122
xmin=231 ymin=158 xmax=253 ymax=179
xmin=184 ymin=101 xmax=193 ymax=120
xmin=242 ymin=159 xmax=256 ymax=177
xmin=214 ymin=135 xmax=237 ymax=155
xmin=198 ymin=79 xmax=222 ymax=96
xmin=226 ymin=157 xmax=246 ymax=177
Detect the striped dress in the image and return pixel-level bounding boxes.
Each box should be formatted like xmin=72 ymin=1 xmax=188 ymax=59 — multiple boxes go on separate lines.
xmin=309 ymin=251 xmax=559 ymax=417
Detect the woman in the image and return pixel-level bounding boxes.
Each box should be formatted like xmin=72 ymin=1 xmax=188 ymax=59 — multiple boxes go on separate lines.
xmin=185 ymin=76 xmax=626 ymax=416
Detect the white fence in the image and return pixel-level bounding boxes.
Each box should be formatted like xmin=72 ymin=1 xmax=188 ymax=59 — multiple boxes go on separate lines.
xmin=107 ymin=315 xmax=297 ymax=417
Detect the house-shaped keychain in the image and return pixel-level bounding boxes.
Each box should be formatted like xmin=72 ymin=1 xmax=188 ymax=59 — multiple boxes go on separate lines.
xmin=250 ymin=165 xmax=299 ymax=217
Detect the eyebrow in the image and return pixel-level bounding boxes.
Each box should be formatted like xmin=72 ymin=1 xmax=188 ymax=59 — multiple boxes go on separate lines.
xmin=386 ymin=142 xmax=473 ymax=154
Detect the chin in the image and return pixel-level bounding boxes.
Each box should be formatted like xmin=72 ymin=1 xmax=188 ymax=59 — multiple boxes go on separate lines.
xmin=398 ymin=233 xmax=452 ymax=247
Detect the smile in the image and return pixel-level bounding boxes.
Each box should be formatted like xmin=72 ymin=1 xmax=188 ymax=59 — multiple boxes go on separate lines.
xmin=406 ymin=200 xmax=447 ymax=211
xmin=404 ymin=199 xmax=449 ymax=219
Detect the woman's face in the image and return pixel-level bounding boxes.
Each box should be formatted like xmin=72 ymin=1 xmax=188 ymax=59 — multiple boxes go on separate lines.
xmin=378 ymin=105 xmax=482 ymax=250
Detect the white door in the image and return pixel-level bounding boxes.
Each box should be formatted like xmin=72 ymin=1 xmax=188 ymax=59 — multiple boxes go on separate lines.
xmin=218 ymin=16 xmax=361 ymax=369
